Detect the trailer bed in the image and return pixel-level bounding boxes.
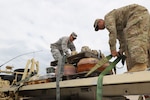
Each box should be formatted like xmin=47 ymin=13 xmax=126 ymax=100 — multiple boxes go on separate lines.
xmin=1 ymin=71 xmax=150 ymax=100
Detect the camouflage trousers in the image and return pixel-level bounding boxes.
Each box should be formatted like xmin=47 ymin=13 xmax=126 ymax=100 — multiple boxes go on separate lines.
xmin=123 ymin=11 xmax=150 ymax=70
xmin=51 ymin=48 xmax=63 ymax=61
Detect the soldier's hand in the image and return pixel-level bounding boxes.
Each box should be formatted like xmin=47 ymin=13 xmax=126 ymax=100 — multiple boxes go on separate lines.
xmin=66 ymin=52 xmax=70 ymax=57
xmin=71 ymin=51 xmax=78 ymax=55
xmin=111 ymin=50 xmax=118 ymax=57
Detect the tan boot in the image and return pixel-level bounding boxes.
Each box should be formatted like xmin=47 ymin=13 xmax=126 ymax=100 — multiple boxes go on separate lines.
xmin=128 ymin=63 xmax=147 ymax=72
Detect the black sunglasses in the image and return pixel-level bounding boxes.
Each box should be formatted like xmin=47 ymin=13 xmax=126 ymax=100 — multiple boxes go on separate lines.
xmin=95 ymin=25 xmax=99 ymax=31
xmin=73 ymin=37 xmax=76 ymax=40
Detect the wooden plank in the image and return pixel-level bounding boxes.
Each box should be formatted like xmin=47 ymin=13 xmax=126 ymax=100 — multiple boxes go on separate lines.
xmin=45 ymin=71 xmax=101 ymax=82
xmin=61 ymin=71 xmax=101 ymax=80
xmin=25 ymin=78 xmax=51 ymax=85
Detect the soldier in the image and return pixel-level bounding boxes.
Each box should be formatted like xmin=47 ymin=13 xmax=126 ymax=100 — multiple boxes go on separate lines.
xmin=93 ymin=4 xmax=150 ymax=72
xmin=50 ymin=32 xmax=77 ymax=61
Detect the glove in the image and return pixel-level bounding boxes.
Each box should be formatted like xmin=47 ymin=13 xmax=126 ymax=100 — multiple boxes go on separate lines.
xmin=71 ymin=51 xmax=78 ymax=55
xmin=111 ymin=50 xmax=118 ymax=57
xmin=65 ymin=52 xmax=70 ymax=57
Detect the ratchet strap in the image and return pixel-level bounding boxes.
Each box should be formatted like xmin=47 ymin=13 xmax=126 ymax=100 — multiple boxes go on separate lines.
xmin=85 ymin=55 xmax=112 ymax=77
xmin=97 ymin=55 xmax=126 ymax=100
xmin=56 ymin=55 xmax=67 ymax=100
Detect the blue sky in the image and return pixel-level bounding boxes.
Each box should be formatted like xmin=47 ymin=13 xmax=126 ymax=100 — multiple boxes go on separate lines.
xmin=0 ymin=0 xmax=150 ymax=75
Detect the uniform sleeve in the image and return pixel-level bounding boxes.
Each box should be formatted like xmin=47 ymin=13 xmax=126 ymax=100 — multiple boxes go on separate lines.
xmin=119 ymin=41 xmax=124 ymax=52
xmin=70 ymin=42 xmax=76 ymax=51
xmin=118 ymin=33 xmax=125 ymax=53
xmin=105 ymin=10 xmax=117 ymax=51
xmin=61 ymin=37 xmax=70 ymax=55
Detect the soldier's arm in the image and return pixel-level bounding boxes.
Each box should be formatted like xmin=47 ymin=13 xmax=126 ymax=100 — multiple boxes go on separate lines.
xmin=118 ymin=35 xmax=125 ymax=54
xmin=61 ymin=38 xmax=70 ymax=56
xmin=105 ymin=10 xmax=117 ymax=52
xmin=70 ymin=42 xmax=76 ymax=51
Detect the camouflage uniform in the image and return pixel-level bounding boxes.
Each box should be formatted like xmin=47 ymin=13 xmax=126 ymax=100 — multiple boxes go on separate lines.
xmin=104 ymin=4 xmax=150 ymax=70
xmin=50 ymin=36 xmax=76 ymax=60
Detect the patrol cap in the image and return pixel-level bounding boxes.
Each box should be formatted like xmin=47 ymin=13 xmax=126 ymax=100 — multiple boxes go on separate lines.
xmin=94 ymin=19 xmax=100 ymax=31
xmin=71 ymin=32 xmax=77 ymax=39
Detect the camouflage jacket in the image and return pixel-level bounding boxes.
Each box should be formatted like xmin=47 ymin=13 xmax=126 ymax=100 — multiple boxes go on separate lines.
xmin=104 ymin=4 xmax=148 ymax=52
xmin=50 ymin=36 xmax=76 ymax=55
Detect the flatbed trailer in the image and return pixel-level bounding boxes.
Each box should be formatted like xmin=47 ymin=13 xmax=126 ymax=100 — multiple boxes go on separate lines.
xmin=1 ymin=71 xmax=150 ymax=100
xmin=1 ymin=52 xmax=149 ymax=100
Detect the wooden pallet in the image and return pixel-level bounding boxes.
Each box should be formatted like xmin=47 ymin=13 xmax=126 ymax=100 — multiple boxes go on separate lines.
xmin=50 ymin=51 xmax=98 ymax=66
xmin=26 ymin=78 xmax=51 ymax=85
xmin=49 ymin=71 xmax=102 ymax=82
xmin=25 ymin=71 xmax=110 ymax=85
